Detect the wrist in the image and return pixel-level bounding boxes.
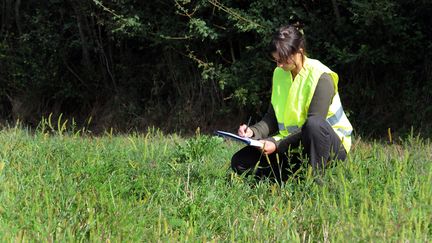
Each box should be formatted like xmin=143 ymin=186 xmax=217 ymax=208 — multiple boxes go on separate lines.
xmin=249 ymin=127 xmax=257 ymax=138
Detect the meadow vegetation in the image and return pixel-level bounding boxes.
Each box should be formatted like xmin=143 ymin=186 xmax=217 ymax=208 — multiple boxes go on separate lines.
xmin=0 ymin=122 xmax=431 ymax=241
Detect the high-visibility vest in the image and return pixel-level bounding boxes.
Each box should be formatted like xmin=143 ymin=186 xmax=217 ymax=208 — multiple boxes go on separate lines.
xmin=271 ymin=57 xmax=353 ymax=152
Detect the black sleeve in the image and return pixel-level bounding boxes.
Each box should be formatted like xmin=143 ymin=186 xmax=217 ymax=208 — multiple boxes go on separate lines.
xmin=308 ymin=73 xmax=334 ymax=118
xmin=272 ymin=73 xmax=335 ymax=153
xmin=249 ymin=104 xmax=278 ymax=139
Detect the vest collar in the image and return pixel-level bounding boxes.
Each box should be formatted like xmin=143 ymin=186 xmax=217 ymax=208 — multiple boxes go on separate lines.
xmin=294 ymin=56 xmax=310 ymax=81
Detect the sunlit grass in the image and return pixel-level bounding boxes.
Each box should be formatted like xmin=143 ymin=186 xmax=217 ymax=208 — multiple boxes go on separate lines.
xmin=0 ymin=123 xmax=431 ymax=241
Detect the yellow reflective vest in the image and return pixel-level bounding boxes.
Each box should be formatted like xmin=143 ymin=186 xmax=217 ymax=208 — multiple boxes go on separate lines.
xmin=271 ymin=57 xmax=353 ymax=152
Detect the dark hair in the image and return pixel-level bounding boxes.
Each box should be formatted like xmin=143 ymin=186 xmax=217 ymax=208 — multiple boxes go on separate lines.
xmin=269 ymin=24 xmax=306 ymax=63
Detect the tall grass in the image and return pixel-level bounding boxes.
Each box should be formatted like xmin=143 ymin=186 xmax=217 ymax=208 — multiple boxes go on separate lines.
xmin=0 ymin=123 xmax=431 ymax=241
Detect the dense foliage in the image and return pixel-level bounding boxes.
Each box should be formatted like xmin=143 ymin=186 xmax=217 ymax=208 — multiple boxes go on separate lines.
xmin=1 ymin=0 xmax=431 ymax=136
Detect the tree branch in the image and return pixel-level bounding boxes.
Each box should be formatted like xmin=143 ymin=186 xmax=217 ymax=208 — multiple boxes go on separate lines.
xmin=14 ymin=0 xmax=22 ymax=35
xmin=331 ymin=0 xmax=342 ymax=25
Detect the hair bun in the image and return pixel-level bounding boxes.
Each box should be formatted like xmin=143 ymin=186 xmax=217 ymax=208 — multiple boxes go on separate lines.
xmin=291 ymin=22 xmax=305 ymax=35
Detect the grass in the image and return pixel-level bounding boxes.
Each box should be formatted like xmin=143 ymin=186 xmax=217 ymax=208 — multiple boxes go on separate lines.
xmin=0 ymin=123 xmax=431 ymax=242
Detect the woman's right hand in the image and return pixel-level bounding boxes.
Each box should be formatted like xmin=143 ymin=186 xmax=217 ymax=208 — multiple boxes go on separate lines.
xmin=238 ymin=124 xmax=253 ymax=137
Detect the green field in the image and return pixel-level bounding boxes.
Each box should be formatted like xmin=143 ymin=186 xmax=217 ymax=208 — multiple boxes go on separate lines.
xmin=0 ymin=124 xmax=431 ymax=241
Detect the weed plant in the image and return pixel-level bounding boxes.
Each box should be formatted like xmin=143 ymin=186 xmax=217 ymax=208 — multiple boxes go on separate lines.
xmin=0 ymin=123 xmax=431 ymax=241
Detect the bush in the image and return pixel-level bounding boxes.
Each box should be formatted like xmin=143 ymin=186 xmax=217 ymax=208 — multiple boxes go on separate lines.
xmin=0 ymin=0 xmax=431 ymax=136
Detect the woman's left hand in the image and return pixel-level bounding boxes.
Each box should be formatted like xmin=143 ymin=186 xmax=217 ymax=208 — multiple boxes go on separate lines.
xmin=259 ymin=140 xmax=276 ymax=155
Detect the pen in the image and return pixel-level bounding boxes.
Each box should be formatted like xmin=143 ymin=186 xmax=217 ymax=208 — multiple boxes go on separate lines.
xmin=244 ymin=116 xmax=252 ymax=134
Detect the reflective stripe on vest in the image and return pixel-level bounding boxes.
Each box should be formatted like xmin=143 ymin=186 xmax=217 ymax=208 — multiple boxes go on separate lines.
xmin=278 ymin=123 xmax=299 ymax=133
xmin=327 ymin=106 xmax=343 ymax=125
xmin=326 ymin=105 xmax=353 ymax=136
xmin=338 ymin=128 xmax=353 ymax=136
xmin=278 ymin=111 xmax=353 ymax=137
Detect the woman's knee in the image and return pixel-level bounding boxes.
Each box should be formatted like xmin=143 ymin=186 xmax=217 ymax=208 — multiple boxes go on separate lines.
xmin=303 ymin=116 xmax=325 ymax=131
xmin=230 ymin=151 xmax=243 ymax=172
xmin=302 ymin=115 xmax=325 ymax=134
xmin=230 ymin=146 xmax=258 ymax=173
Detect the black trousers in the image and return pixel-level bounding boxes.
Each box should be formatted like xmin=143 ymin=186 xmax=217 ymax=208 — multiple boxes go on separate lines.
xmin=231 ymin=116 xmax=347 ymax=182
